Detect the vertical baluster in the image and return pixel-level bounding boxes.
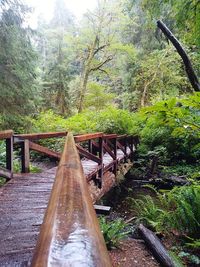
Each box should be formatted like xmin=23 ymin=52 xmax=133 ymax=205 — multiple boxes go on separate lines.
xmin=21 ymin=139 xmax=30 ymax=173
xmin=113 ymin=137 xmax=117 ymax=176
xmin=98 ymin=137 xmax=103 ymax=187
xmin=88 ymin=139 xmax=92 ymax=153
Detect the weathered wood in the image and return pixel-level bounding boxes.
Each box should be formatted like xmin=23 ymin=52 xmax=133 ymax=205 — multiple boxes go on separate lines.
xmin=0 ymin=167 xmax=13 ymax=180
xmin=21 ymin=140 xmax=30 ymax=173
xmin=74 ymin=132 xmax=103 ymax=143
xmin=0 ymin=130 xmax=13 ymax=140
xmin=6 ymin=137 xmax=13 ymax=172
xmin=103 ymin=134 xmax=117 ymax=139
xmin=103 ymin=142 xmax=116 ymax=159
xmin=29 ymin=141 xmax=61 ymax=159
xmin=138 ymin=224 xmax=175 ymax=267
xmin=31 ymin=133 xmax=112 ymax=267
xmin=76 ymin=144 xmax=102 ymax=164
xmin=94 ymin=205 xmax=111 ymax=215
xmin=117 ymin=141 xmax=126 ymax=155
xmin=117 ymin=134 xmax=127 ymax=139
xmin=113 ymin=138 xmax=117 ymax=176
xmin=157 ymin=20 xmax=200 ymax=92
xmin=98 ymin=137 xmax=103 ymax=184
xmin=14 ymin=131 xmax=67 ymax=141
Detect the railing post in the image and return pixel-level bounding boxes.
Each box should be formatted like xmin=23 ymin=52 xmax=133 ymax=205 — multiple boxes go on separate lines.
xmin=21 ymin=139 xmax=30 ymax=173
xmin=124 ymin=136 xmax=127 ymax=162
xmin=113 ymin=137 xmax=117 ymax=176
xmin=88 ymin=139 xmax=92 ymax=153
xmin=6 ymin=136 xmax=13 ymax=172
xmin=98 ymin=136 xmax=103 ymax=187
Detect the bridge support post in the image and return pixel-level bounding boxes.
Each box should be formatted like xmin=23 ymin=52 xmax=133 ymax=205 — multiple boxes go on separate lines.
xmin=6 ymin=136 xmax=13 ymax=172
xmin=21 ymin=140 xmax=30 ymax=173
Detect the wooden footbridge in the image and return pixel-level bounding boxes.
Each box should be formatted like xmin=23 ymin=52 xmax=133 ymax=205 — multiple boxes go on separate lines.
xmin=0 ymin=130 xmax=138 ymax=266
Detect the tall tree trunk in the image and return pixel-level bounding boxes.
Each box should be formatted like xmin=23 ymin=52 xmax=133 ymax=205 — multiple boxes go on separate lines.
xmin=78 ymin=70 xmax=90 ymax=113
xmin=140 ymin=51 xmax=168 ymax=107
xmin=77 ymin=36 xmax=98 ymax=113
xmin=157 ymin=20 xmax=200 ymax=91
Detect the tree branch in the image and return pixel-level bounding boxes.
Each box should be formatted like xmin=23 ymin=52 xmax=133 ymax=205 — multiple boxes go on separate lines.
xmin=90 ymin=56 xmax=113 ymax=72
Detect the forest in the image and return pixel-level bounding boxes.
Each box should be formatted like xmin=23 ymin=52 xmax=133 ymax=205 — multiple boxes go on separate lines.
xmin=0 ymin=0 xmax=200 ymax=266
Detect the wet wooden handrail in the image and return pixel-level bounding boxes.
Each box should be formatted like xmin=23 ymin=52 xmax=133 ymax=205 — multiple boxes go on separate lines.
xmin=103 ymin=134 xmax=117 ymax=139
xmin=0 ymin=130 xmax=13 ymax=140
xmin=31 ymin=132 xmax=112 ymax=267
xmin=14 ymin=131 xmax=67 ymax=141
xmin=74 ymin=132 xmax=103 ymax=143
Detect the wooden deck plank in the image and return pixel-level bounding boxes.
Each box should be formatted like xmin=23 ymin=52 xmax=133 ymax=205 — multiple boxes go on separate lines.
xmin=0 ymin=148 xmax=128 ymax=266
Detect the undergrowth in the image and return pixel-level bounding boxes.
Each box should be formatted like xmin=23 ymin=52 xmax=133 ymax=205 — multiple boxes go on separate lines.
xmin=131 ymin=183 xmax=200 ymax=266
xmin=99 ymin=216 xmax=130 ymax=250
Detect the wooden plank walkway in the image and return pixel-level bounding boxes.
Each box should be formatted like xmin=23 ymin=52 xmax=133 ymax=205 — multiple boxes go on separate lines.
xmin=0 ymin=148 xmax=131 ymax=266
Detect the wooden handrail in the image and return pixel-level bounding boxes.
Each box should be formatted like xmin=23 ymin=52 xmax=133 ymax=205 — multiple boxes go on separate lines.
xmin=74 ymin=132 xmax=103 ymax=142
xmin=14 ymin=131 xmax=67 ymax=141
xmin=103 ymin=134 xmax=117 ymax=139
xmin=117 ymin=134 xmax=127 ymax=139
xmin=31 ymin=132 xmax=112 ymax=267
xmin=0 ymin=130 xmax=13 ymax=139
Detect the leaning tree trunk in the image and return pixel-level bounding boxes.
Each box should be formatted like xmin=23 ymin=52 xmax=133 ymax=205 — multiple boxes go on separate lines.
xmin=157 ymin=20 xmax=200 ymax=91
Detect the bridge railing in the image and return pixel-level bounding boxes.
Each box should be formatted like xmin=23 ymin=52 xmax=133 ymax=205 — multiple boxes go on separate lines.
xmin=0 ymin=130 xmax=138 ymax=183
xmin=0 ymin=130 xmax=13 ymax=180
xmin=30 ymin=132 xmax=112 ymax=267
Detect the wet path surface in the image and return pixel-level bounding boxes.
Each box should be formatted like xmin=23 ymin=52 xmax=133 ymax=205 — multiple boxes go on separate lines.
xmin=0 ymin=148 xmax=128 ymax=266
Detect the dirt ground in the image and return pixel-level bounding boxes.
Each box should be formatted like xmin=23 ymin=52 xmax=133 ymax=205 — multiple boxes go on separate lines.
xmin=109 ymin=238 xmax=159 ymax=267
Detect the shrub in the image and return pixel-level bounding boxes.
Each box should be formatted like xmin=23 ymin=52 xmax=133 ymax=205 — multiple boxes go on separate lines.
xmin=131 ymin=94 xmax=200 ymax=164
xmin=133 ymin=184 xmax=200 ymax=237
xmin=31 ymin=107 xmax=136 ymax=135
xmin=99 ymin=217 xmax=130 ymax=250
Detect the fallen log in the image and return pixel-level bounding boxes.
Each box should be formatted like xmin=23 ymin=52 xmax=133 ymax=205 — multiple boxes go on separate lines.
xmin=138 ymin=224 xmax=175 ymax=267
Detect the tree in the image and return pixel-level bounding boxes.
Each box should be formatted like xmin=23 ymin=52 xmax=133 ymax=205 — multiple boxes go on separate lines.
xmin=84 ymin=82 xmax=115 ymax=111
xmin=72 ymin=0 xmax=137 ymax=113
xmin=0 ymin=0 xmax=37 ymax=129
xmin=37 ymin=0 xmax=76 ymax=115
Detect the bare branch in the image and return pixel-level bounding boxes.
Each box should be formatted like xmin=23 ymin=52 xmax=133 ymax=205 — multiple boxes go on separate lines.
xmin=90 ymin=56 xmax=113 ymax=72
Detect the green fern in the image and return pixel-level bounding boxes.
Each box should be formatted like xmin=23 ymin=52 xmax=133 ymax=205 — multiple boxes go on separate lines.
xmin=99 ymin=217 xmax=130 ymax=250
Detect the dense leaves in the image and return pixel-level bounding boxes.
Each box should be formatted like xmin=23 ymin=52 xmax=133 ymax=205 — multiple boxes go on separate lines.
xmin=0 ymin=0 xmax=37 ymax=129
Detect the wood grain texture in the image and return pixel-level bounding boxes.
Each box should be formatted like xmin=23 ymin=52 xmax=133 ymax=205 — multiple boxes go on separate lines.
xmin=74 ymin=132 xmax=103 ymax=143
xmin=0 ymin=130 xmax=13 ymax=139
xmin=29 ymin=141 xmax=61 ymax=159
xmin=31 ymin=133 xmax=112 ymax=267
xmin=14 ymin=131 xmax=67 ymax=140
xmin=0 ymin=132 xmax=138 ymax=266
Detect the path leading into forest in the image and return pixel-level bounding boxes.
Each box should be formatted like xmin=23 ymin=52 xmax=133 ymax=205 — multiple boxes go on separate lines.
xmin=0 ymin=131 xmax=137 ymax=266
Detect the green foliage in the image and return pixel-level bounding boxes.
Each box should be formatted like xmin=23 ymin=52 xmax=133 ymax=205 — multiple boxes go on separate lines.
xmin=169 ymin=251 xmax=184 ymax=267
xmin=133 ymin=184 xmax=200 ymax=247
xmin=84 ymin=82 xmax=115 ymax=111
xmin=131 ymin=93 xmax=200 ymax=163
xmin=162 ymin=164 xmax=200 ymax=180
xmin=0 ymin=0 xmax=37 ymax=129
xmin=99 ymin=216 xmax=130 ymax=250
xmin=178 ymin=251 xmax=200 ymax=266
xmin=186 ymin=238 xmax=200 ymax=249
xmin=0 ymin=177 xmax=6 ymax=186
xmin=31 ymin=107 xmax=136 ymax=135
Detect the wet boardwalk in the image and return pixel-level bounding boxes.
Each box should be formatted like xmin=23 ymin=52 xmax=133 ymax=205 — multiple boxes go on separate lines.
xmin=0 ymin=148 xmax=130 ymax=266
